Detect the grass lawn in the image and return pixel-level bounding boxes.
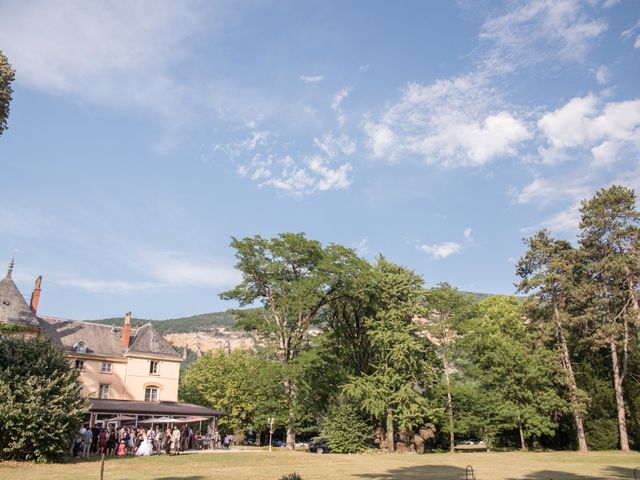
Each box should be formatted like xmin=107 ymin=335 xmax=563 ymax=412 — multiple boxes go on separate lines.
xmin=0 ymin=450 xmax=638 ymax=480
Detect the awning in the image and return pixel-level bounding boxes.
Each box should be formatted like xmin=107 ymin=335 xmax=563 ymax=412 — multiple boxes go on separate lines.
xmin=89 ymin=399 xmax=224 ymax=418
xmin=138 ymin=416 xmax=180 ymax=424
xmin=103 ymin=415 xmax=137 ymax=422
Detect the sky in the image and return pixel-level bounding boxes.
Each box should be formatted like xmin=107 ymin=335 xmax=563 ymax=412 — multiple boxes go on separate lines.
xmin=0 ymin=0 xmax=639 ymax=320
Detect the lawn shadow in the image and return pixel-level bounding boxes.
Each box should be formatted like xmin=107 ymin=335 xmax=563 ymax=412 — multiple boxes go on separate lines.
xmin=355 ymin=464 xmax=466 ymax=479
xmin=505 ymin=469 xmax=628 ymax=480
xmin=155 ymin=477 xmax=208 ymax=480
xmin=606 ymin=466 xmax=640 ymax=479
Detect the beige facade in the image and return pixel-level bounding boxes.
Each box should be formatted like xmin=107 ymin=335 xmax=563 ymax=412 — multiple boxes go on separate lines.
xmin=71 ymin=353 xmax=181 ymax=402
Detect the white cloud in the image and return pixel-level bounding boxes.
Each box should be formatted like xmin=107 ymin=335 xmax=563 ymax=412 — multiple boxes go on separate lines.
xmin=595 ymin=65 xmax=610 ymax=84
xmin=57 ymin=279 xmax=157 ymax=295
xmin=537 ymin=94 xmax=640 ymax=165
xmin=261 ymin=155 xmax=352 ymax=195
xmin=364 ymin=76 xmax=531 ymax=166
xmin=463 ymin=228 xmax=473 ymax=242
xmin=418 ymin=242 xmax=462 ymax=260
xmin=0 ymin=0 xmax=200 ymax=119
xmin=331 ymin=87 xmax=352 ymax=110
xmin=635 ymin=35 xmax=640 ymax=49
xmin=479 ymin=0 xmax=607 ymax=70
xmin=300 ymin=75 xmax=324 ymax=83
xmin=512 ymin=176 xmax=591 ymax=207
xmin=355 ymin=238 xmax=370 ymax=256
xmin=313 ymin=133 xmax=356 ymax=158
xmin=140 ymin=252 xmax=240 ymax=288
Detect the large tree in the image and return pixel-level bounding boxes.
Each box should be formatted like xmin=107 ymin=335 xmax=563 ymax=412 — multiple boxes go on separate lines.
xmin=0 ymin=50 xmax=15 ymax=137
xmin=221 ymin=232 xmax=365 ymax=449
xmin=517 ymin=230 xmax=590 ymax=451
xmin=463 ymin=297 xmax=567 ymax=450
xmin=0 ymin=335 xmax=86 ymax=462
xmin=422 ymin=283 xmax=471 ymax=452
xmin=577 ymin=185 xmax=640 ymax=451
xmin=180 ymin=349 xmax=287 ymax=439
xmin=342 ymin=258 xmax=439 ymax=452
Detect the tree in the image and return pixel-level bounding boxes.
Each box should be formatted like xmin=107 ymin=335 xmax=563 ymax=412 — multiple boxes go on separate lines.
xmin=422 ymin=283 xmax=471 ymax=451
xmin=0 ymin=50 xmax=15 ymax=137
xmin=517 ymin=230 xmax=590 ymax=451
xmin=577 ymin=185 xmax=640 ymax=452
xmin=0 ymin=335 xmax=86 ymax=462
xmin=179 ymin=350 xmax=287 ymax=438
xmin=342 ymin=258 xmax=439 ymax=452
xmin=320 ymin=395 xmax=370 ymax=453
xmin=463 ymin=297 xmax=567 ymax=450
xmin=221 ymin=233 xmax=364 ymax=449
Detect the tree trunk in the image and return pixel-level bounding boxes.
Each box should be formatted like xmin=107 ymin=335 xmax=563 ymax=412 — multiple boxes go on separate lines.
xmin=256 ymin=430 xmax=262 ymax=447
xmin=443 ymin=356 xmax=455 ymax=452
xmin=517 ymin=419 xmax=526 ymax=451
xmin=285 ymin=377 xmax=297 ymax=450
xmin=554 ymin=304 xmax=588 ymax=452
xmin=386 ymin=408 xmax=395 ymax=453
xmin=610 ymin=339 xmax=630 ymax=451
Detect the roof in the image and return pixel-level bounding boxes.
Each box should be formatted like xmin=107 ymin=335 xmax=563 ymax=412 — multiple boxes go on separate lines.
xmin=0 ymin=275 xmax=40 ymax=328
xmin=128 ymin=323 xmax=180 ymax=358
xmin=89 ymin=398 xmax=224 ymax=417
xmin=38 ymin=316 xmax=181 ymax=360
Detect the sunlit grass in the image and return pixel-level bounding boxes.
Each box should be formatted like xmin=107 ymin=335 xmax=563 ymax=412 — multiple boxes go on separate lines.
xmin=0 ymin=450 xmax=637 ymax=480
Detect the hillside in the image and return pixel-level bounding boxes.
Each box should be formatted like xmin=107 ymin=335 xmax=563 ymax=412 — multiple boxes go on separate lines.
xmin=85 ymin=311 xmax=237 ymax=334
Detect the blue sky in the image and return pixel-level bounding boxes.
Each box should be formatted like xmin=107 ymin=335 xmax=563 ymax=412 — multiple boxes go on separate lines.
xmin=0 ymin=0 xmax=639 ymax=320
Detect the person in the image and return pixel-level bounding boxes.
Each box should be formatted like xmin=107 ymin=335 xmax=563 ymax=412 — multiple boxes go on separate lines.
xmin=155 ymin=426 xmax=163 ymax=455
xmin=212 ymin=431 xmax=220 ymax=450
xmin=83 ymin=427 xmax=93 ymax=458
xmin=106 ymin=429 xmax=117 ymax=456
xmin=91 ymin=425 xmax=100 ymax=453
xmin=98 ymin=428 xmax=107 ymax=455
xmin=164 ymin=427 xmax=172 ymax=455
xmin=136 ymin=428 xmax=153 ymax=456
xmin=171 ymin=426 xmax=181 ymax=455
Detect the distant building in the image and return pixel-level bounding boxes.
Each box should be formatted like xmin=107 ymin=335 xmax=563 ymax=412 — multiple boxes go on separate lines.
xmin=0 ymin=260 xmax=223 ymax=426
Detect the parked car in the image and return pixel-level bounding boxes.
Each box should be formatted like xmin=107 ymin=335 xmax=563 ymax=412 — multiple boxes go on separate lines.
xmin=270 ymin=439 xmax=286 ymax=447
xmin=308 ymin=437 xmax=331 ymax=454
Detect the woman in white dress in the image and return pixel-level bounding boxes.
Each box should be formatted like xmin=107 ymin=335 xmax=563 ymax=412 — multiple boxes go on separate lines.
xmin=136 ymin=429 xmax=153 ymax=456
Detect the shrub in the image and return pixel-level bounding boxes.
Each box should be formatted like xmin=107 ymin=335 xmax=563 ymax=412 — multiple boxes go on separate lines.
xmin=278 ymin=474 xmax=303 ymax=480
xmin=0 ymin=335 xmax=87 ymax=462
xmin=320 ymin=397 xmax=370 ymax=454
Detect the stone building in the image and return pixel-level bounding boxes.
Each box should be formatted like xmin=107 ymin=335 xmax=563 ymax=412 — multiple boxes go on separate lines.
xmin=0 ymin=260 xmax=222 ymax=425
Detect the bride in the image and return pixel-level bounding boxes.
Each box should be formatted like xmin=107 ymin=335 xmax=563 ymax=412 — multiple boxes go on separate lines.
xmin=136 ymin=429 xmax=153 ymax=456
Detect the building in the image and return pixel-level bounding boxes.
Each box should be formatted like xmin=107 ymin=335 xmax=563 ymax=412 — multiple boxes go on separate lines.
xmin=0 ymin=260 xmax=223 ymax=426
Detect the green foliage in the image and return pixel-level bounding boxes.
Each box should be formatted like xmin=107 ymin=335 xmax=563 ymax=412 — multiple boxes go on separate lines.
xmin=461 ymin=297 xmax=568 ymax=449
xmin=320 ymin=397 xmax=370 ymax=453
xmin=0 ymin=335 xmax=87 ymax=462
xmin=0 ymin=50 xmax=14 ymax=137
xmin=343 ymin=258 xmax=440 ymax=442
xmin=180 ymin=349 xmax=287 ymax=435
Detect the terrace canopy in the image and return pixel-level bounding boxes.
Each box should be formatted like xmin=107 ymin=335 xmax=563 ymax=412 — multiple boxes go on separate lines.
xmin=88 ymin=399 xmax=224 ymax=429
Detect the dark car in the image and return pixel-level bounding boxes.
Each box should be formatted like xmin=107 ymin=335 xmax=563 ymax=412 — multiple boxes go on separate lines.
xmin=308 ymin=437 xmax=331 ymax=454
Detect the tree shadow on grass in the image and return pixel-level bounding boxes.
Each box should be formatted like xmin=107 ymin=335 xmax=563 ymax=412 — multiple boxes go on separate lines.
xmin=606 ymin=466 xmax=640 ymax=479
xmin=355 ymin=465 xmax=466 ymax=479
xmin=505 ymin=469 xmax=632 ymax=480
xmin=155 ymin=477 xmax=208 ymax=480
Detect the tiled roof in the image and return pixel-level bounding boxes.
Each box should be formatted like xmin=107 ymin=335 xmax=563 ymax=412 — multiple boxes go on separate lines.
xmin=38 ymin=316 xmax=181 ymax=360
xmin=0 ymin=275 xmax=40 ymax=328
xmin=128 ymin=323 xmax=181 ymax=358
xmin=38 ymin=316 xmax=128 ymax=357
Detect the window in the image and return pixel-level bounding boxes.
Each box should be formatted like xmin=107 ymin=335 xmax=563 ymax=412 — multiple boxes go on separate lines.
xmin=75 ymin=359 xmax=84 ymax=371
xmin=74 ymin=341 xmax=87 ymax=354
xmin=144 ymin=387 xmax=159 ymax=402
xmin=98 ymin=384 xmax=110 ymax=399
xmin=149 ymin=361 xmax=159 ymax=375
xmin=101 ymin=362 xmax=112 ymax=373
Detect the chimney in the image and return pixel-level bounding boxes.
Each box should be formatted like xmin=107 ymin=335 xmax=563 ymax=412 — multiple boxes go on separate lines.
xmin=29 ymin=275 xmax=42 ymax=314
xmin=122 ymin=311 xmax=132 ymax=348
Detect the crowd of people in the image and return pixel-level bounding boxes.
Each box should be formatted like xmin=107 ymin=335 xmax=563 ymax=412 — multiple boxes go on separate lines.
xmin=72 ymin=424 xmax=232 ymax=458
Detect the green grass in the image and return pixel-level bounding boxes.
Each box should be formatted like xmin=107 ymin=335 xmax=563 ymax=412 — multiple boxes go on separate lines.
xmin=0 ymin=450 xmax=637 ymax=480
